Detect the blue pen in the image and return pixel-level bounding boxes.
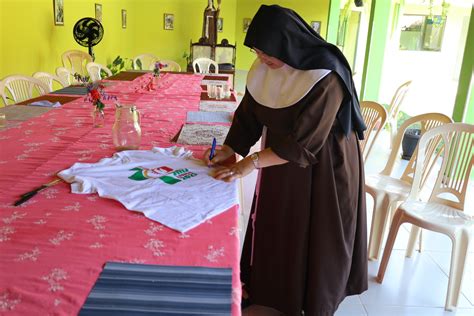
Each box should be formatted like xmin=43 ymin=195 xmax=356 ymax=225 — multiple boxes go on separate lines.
xmin=209 ymin=137 xmax=217 ymax=163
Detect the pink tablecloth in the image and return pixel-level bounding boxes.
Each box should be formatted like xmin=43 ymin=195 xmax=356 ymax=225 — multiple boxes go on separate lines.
xmin=0 ymin=73 xmax=241 ymax=315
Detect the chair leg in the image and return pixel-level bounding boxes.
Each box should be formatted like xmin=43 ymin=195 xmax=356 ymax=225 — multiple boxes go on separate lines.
xmin=368 ymin=194 xmax=392 ymax=261
xmin=389 ymin=120 xmax=396 ymax=149
xmin=418 ymin=229 xmax=423 ymax=253
xmin=376 ymin=208 xmax=405 ymax=283
xmin=445 ymin=232 xmax=470 ymax=311
xmin=406 ymin=225 xmax=421 ymax=258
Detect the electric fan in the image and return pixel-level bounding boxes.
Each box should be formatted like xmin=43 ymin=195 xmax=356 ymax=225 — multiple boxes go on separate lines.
xmin=73 ymin=17 xmax=104 ymax=61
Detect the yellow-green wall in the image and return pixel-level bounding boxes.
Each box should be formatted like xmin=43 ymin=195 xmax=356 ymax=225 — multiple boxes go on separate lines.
xmin=235 ymin=0 xmax=330 ymax=70
xmin=0 ymin=0 xmax=327 ymax=79
xmin=0 ymin=0 xmax=132 ymax=78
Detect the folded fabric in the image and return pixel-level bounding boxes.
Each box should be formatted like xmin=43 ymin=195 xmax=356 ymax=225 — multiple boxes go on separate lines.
xmin=79 ymin=262 xmax=233 ymax=315
xmin=28 ymin=100 xmax=61 ymax=107
xmin=186 ymin=111 xmax=233 ymax=124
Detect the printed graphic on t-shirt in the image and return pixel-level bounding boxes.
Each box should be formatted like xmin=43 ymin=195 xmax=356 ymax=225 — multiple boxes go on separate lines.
xmin=128 ymin=166 xmax=197 ymax=184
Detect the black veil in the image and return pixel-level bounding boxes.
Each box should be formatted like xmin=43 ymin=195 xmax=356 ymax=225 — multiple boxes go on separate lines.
xmin=244 ymin=5 xmax=366 ymax=139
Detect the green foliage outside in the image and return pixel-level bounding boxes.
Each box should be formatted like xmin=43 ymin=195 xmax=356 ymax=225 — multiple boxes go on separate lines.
xmin=105 ymin=56 xmax=134 ymax=76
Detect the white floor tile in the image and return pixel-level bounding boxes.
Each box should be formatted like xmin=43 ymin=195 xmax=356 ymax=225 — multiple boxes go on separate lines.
xmin=335 ymin=302 xmax=367 ymax=316
xmin=364 ymin=305 xmax=474 ymax=316
xmin=428 ymin=251 xmax=474 ymax=306
xmin=361 ymin=250 xmax=472 ymax=308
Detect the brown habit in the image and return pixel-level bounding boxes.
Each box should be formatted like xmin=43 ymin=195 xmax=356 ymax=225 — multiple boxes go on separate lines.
xmin=225 ymin=73 xmax=368 ymax=316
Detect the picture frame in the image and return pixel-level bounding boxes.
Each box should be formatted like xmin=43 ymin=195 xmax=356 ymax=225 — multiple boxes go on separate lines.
xmin=53 ymin=0 xmax=64 ymax=26
xmin=95 ymin=3 xmax=102 ymax=22
xmin=164 ymin=13 xmax=174 ymax=30
xmin=121 ymin=9 xmax=127 ymax=29
xmin=310 ymin=21 xmax=321 ymax=34
xmin=217 ymin=17 xmax=223 ymax=33
xmin=243 ymin=18 xmax=251 ymax=33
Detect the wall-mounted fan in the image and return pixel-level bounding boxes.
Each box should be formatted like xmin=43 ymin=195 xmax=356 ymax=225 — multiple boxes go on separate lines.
xmin=73 ymin=17 xmax=104 ymax=61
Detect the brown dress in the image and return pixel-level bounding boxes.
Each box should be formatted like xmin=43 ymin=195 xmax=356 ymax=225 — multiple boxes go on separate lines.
xmin=225 ymin=73 xmax=368 ymax=316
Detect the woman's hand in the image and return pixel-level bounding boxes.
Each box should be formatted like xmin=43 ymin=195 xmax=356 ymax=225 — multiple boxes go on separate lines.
xmin=203 ymin=144 xmax=235 ymax=167
xmin=213 ymin=156 xmax=255 ymax=182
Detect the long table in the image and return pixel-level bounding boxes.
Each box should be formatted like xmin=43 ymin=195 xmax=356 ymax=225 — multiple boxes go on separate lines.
xmin=0 ymin=72 xmax=241 ymax=315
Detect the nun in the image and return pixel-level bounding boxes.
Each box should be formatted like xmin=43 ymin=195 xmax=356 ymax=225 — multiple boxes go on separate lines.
xmin=204 ymin=4 xmax=368 ymax=315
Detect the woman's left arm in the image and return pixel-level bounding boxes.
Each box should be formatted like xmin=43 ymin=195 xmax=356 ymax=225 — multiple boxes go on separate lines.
xmin=213 ymin=147 xmax=287 ymax=182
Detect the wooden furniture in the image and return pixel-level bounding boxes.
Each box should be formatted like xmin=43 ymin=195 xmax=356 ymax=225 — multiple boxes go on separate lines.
xmin=187 ymin=40 xmax=236 ymax=82
xmin=0 ymin=72 xmax=241 ymax=315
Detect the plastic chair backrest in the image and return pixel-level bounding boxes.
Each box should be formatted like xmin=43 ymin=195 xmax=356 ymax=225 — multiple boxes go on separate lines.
xmin=360 ymin=101 xmax=388 ymax=161
xmin=33 ymin=72 xmax=66 ymax=91
xmin=61 ymin=50 xmax=93 ymax=76
xmin=408 ymin=123 xmax=474 ymax=211
xmin=192 ymin=58 xmax=219 ymax=74
xmin=133 ymin=54 xmax=159 ymax=70
xmin=388 ymin=80 xmax=412 ymax=121
xmin=86 ymin=62 xmax=113 ymax=81
xmin=55 ymin=67 xmax=77 ymax=86
xmin=0 ymin=75 xmax=49 ymax=104
xmin=380 ymin=113 xmax=453 ymax=183
xmin=160 ymin=60 xmax=181 ymax=72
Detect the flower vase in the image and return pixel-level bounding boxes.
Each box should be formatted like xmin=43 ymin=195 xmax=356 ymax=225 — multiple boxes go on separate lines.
xmin=92 ymin=107 xmax=105 ymax=127
xmin=153 ymin=74 xmax=161 ymax=89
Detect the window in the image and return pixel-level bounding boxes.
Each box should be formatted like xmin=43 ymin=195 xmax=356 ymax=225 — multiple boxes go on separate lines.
xmin=399 ymin=14 xmax=446 ymax=51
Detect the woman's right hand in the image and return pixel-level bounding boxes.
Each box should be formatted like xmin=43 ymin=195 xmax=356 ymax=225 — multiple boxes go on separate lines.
xmin=203 ymin=144 xmax=235 ymax=167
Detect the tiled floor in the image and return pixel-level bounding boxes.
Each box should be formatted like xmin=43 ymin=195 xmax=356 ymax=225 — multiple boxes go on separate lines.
xmin=233 ymin=70 xmax=474 ymax=315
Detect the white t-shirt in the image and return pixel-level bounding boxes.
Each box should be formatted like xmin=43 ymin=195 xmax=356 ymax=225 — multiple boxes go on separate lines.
xmin=58 ymin=146 xmax=239 ymax=232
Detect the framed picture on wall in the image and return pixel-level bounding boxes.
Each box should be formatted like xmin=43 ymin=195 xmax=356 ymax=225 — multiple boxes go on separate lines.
xmin=95 ymin=3 xmax=102 ymax=22
xmin=164 ymin=13 xmax=174 ymax=30
xmin=122 ymin=9 xmax=127 ymax=29
xmin=243 ymin=18 xmax=251 ymax=33
xmin=53 ymin=0 xmax=64 ymax=25
xmin=217 ymin=17 xmax=223 ymax=32
xmin=311 ymin=21 xmax=321 ymax=34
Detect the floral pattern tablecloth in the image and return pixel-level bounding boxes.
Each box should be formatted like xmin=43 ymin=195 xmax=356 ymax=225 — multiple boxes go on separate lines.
xmin=0 ymin=73 xmax=241 ymax=315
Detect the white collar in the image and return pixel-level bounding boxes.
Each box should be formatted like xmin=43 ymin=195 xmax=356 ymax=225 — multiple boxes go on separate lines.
xmin=246 ymin=59 xmax=331 ymax=109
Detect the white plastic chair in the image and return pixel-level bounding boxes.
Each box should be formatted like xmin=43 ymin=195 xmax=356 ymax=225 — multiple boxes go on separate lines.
xmin=0 ymin=75 xmax=50 ymax=104
xmin=387 ymin=80 xmax=412 ymax=147
xmin=159 ymin=60 xmax=181 ymax=72
xmin=33 ymin=71 xmax=66 ymax=91
xmin=133 ymin=54 xmax=159 ymax=70
xmin=192 ymin=57 xmax=219 ymax=74
xmin=377 ymin=123 xmax=474 ymax=311
xmin=366 ymin=112 xmax=453 ymax=260
xmin=86 ymin=62 xmax=113 ymax=81
xmin=56 ymin=67 xmax=78 ymax=86
xmin=61 ymin=50 xmax=93 ymax=76
xmin=360 ymin=101 xmax=388 ymax=162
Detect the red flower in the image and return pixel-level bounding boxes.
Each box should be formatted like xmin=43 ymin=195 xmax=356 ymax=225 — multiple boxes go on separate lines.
xmin=90 ymin=89 xmax=101 ymax=101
